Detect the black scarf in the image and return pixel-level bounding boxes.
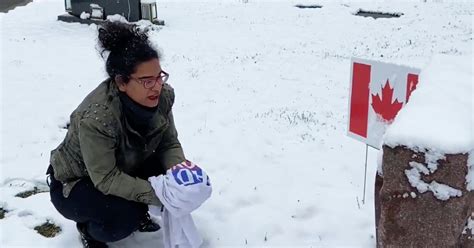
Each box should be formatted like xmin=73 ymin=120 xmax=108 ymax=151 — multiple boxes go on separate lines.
xmin=119 ymin=92 xmax=158 ymax=135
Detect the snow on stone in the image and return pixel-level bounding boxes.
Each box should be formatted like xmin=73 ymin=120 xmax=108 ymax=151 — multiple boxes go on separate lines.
xmin=405 ymin=165 xmax=429 ymax=193
xmin=430 ymin=181 xmax=463 ymax=201
xmin=106 ymin=14 xmax=128 ymax=23
xmin=384 ymin=55 xmax=473 ymax=154
xmin=405 ymin=161 xmax=462 ymax=201
xmin=80 ymin=11 xmax=90 ymax=20
xmin=90 ymin=4 xmax=103 ymax=19
xmin=463 ymin=215 xmax=473 ymax=235
xmin=409 ymin=161 xmax=430 ymax=175
xmin=425 ymin=150 xmax=444 ymax=173
xmin=89 ymin=3 xmax=101 ymax=8
xmin=405 ymin=150 xmax=464 ymax=200
xmin=377 ymin=148 xmax=384 ymax=176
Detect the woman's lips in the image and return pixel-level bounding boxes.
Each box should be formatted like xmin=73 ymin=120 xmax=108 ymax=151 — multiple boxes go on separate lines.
xmin=148 ymin=95 xmax=159 ymax=100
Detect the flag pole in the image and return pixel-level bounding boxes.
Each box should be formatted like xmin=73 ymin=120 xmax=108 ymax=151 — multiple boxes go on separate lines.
xmin=362 ymin=144 xmax=369 ymax=204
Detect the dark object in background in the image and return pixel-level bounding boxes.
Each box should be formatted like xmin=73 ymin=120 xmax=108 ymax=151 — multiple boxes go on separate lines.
xmin=0 ymin=0 xmax=32 ymax=13
xmin=354 ymin=9 xmax=403 ymax=19
xmin=57 ymin=0 xmax=164 ymax=25
xmin=294 ymin=4 xmax=322 ymax=9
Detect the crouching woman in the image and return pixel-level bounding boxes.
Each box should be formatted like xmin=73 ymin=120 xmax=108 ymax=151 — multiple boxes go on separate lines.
xmin=47 ymin=21 xmax=185 ymax=248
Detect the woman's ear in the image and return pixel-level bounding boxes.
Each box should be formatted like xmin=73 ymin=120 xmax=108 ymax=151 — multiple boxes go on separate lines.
xmin=115 ymin=75 xmax=127 ymax=92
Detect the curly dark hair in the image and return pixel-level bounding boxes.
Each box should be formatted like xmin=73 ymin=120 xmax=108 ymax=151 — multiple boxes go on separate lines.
xmin=98 ymin=21 xmax=161 ymax=83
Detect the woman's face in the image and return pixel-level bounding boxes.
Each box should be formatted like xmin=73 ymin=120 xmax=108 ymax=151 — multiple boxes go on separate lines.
xmin=118 ymin=58 xmax=164 ymax=108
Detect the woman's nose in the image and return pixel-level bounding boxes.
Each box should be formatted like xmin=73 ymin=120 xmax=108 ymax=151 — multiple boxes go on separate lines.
xmin=151 ymin=82 xmax=162 ymax=92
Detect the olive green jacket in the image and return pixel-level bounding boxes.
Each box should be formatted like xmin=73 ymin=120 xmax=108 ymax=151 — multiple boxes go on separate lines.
xmin=49 ymin=78 xmax=185 ymax=206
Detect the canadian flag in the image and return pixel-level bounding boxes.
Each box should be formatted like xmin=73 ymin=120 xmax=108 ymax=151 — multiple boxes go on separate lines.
xmin=347 ymin=58 xmax=420 ymax=149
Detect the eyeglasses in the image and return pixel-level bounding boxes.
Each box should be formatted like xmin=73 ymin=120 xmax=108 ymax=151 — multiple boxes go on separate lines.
xmin=129 ymin=70 xmax=169 ymax=89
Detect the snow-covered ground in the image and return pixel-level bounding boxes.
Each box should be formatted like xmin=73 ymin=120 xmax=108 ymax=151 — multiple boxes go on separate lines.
xmin=0 ymin=0 xmax=472 ymax=247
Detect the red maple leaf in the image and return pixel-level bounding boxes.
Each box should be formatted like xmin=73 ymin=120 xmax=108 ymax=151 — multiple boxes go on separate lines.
xmin=371 ymin=80 xmax=403 ymax=122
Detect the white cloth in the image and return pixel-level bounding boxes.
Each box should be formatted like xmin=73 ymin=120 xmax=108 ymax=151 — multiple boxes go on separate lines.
xmin=149 ymin=160 xmax=212 ymax=248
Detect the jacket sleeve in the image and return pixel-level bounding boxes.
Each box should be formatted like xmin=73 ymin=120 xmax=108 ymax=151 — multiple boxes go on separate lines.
xmin=78 ymin=115 xmax=161 ymax=206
